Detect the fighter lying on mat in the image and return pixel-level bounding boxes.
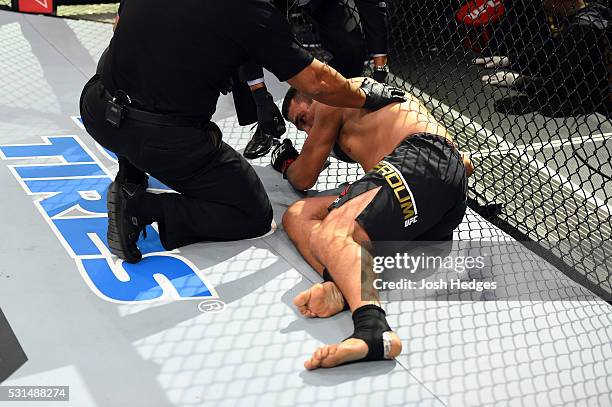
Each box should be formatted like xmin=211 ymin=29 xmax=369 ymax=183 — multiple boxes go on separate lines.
xmin=271 ymin=78 xmax=473 ymax=369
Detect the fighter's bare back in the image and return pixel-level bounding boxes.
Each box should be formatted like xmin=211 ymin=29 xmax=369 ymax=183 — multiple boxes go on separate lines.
xmin=317 ymin=78 xmax=451 ymax=171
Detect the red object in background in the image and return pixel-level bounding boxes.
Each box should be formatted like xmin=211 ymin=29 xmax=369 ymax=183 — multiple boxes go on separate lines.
xmin=15 ymin=0 xmax=55 ymax=14
xmin=456 ymin=0 xmax=505 ymax=53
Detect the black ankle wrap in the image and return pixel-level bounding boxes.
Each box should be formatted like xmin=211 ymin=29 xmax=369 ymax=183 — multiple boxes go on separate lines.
xmin=321 ymin=268 xmax=350 ymax=311
xmin=347 ymin=304 xmax=393 ymax=361
xmin=322 ymin=268 xmax=334 ymax=283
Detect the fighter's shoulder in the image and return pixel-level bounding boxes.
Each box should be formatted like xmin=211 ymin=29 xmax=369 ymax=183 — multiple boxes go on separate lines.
xmin=309 ymin=103 xmax=343 ymax=143
xmin=312 ymin=101 xmax=344 ymax=121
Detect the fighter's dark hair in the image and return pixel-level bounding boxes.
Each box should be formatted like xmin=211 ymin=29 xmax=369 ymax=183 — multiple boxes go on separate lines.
xmin=281 ymin=87 xmax=299 ymax=122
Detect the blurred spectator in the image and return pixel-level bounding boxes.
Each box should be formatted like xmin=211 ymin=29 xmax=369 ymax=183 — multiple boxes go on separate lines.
xmin=487 ymin=0 xmax=550 ymax=56
xmin=475 ymin=0 xmax=611 ymax=116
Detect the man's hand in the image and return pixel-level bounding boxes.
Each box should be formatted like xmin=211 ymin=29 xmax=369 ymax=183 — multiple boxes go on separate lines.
xmin=361 ymin=78 xmax=407 ymax=111
xmin=271 ymin=139 xmax=299 ymax=175
xmin=460 ymin=152 xmax=475 ymax=177
xmin=473 ymin=56 xmax=511 ymax=69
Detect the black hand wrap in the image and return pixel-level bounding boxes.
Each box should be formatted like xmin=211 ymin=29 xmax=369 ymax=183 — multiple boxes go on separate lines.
xmin=271 ymin=138 xmax=299 ymax=175
xmin=253 ymin=88 xmax=286 ymax=139
xmin=346 ymin=304 xmax=393 ymax=362
xmin=361 ymin=78 xmax=407 ymax=111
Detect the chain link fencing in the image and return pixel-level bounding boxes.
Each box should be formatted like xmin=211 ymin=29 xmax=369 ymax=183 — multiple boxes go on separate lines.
xmin=328 ymin=0 xmax=612 ymax=301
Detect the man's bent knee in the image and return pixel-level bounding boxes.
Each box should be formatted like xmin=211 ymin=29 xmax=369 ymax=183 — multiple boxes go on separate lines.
xmin=282 ymin=200 xmax=308 ymax=241
xmin=282 ymin=200 xmax=305 ymax=229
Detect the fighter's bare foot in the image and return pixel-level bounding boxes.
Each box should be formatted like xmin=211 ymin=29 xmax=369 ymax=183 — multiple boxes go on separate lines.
xmin=304 ymin=332 xmax=403 ymax=370
xmin=293 ymin=282 xmax=346 ymax=318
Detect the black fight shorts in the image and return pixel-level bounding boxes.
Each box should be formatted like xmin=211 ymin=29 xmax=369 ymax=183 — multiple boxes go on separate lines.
xmin=328 ymin=133 xmax=468 ymax=241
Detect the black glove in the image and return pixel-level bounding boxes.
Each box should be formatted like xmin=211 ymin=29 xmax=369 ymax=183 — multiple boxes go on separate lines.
xmin=253 ymin=87 xmax=286 ymax=138
xmin=361 ymin=78 xmax=406 ymax=111
xmin=271 ymin=139 xmax=299 ymax=175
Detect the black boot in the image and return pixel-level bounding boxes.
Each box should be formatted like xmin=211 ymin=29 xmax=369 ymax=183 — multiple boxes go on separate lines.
xmin=244 ymin=125 xmax=277 ymax=159
xmin=243 ymin=88 xmax=286 ymax=159
xmin=106 ymin=176 xmax=148 ymax=264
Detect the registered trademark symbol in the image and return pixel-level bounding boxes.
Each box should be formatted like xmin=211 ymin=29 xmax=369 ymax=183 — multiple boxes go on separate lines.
xmin=198 ymin=300 xmax=226 ymax=314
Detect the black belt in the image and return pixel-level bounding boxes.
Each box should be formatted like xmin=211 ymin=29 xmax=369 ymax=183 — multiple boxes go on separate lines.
xmin=102 ymin=87 xmax=210 ymax=128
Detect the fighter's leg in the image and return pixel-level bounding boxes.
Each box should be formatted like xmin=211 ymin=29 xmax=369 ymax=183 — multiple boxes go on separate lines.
xmin=283 ymin=196 xmax=336 ymax=273
xmin=310 ymin=187 xmax=380 ymax=311
xmin=283 ymin=196 xmax=347 ymax=318
xmin=304 ymin=187 xmax=402 ymax=369
xmin=303 ymin=136 xmax=468 ymax=368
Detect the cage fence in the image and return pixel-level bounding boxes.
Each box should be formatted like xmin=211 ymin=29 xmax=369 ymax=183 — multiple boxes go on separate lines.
xmin=383 ymin=0 xmax=612 ymax=300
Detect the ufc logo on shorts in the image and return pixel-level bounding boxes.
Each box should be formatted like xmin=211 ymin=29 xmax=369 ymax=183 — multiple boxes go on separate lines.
xmin=405 ymin=216 xmax=419 ymax=227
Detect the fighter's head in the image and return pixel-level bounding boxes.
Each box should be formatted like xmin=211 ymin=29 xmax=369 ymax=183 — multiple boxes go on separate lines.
xmin=282 ymin=87 xmax=315 ymax=134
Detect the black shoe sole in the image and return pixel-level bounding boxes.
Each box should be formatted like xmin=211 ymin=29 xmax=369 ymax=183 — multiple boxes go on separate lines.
xmin=244 ymin=136 xmax=281 ymax=159
xmin=107 ymin=181 xmax=142 ymax=264
xmin=244 ymin=144 xmax=273 ymax=159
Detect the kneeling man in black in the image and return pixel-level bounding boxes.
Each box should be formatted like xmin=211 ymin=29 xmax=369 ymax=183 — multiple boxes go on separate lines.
xmin=273 ymin=79 xmax=473 ymax=369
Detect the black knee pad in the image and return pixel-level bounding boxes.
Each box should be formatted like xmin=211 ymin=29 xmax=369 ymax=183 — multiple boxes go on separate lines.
xmin=347 ymin=304 xmax=394 ymax=362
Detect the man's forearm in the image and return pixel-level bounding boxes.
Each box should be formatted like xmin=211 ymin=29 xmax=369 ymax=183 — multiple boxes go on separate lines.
xmin=285 ymin=164 xmax=314 ymax=192
xmin=288 ymin=59 xmax=366 ymax=108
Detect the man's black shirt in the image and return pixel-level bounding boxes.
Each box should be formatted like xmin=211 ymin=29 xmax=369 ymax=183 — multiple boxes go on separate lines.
xmin=102 ymin=0 xmax=313 ymax=120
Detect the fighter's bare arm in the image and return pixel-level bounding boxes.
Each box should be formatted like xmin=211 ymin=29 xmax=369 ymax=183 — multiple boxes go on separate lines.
xmin=285 ymin=105 xmax=344 ymax=191
xmin=288 ymin=67 xmax=406 ymax=112
xmin=288 ymin=60 xmax=366 ymax=109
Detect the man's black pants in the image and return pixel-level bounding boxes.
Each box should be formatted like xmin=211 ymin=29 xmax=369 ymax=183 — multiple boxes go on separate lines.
xmin=80 ymin=75 xmax=273 ymax=250
xmin=233 ymin=0 xmax=366 ymax=125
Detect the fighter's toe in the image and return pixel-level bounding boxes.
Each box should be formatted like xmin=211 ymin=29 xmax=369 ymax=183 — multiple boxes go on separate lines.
xmin=293 ymin=289 xmax=310 ymax=308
